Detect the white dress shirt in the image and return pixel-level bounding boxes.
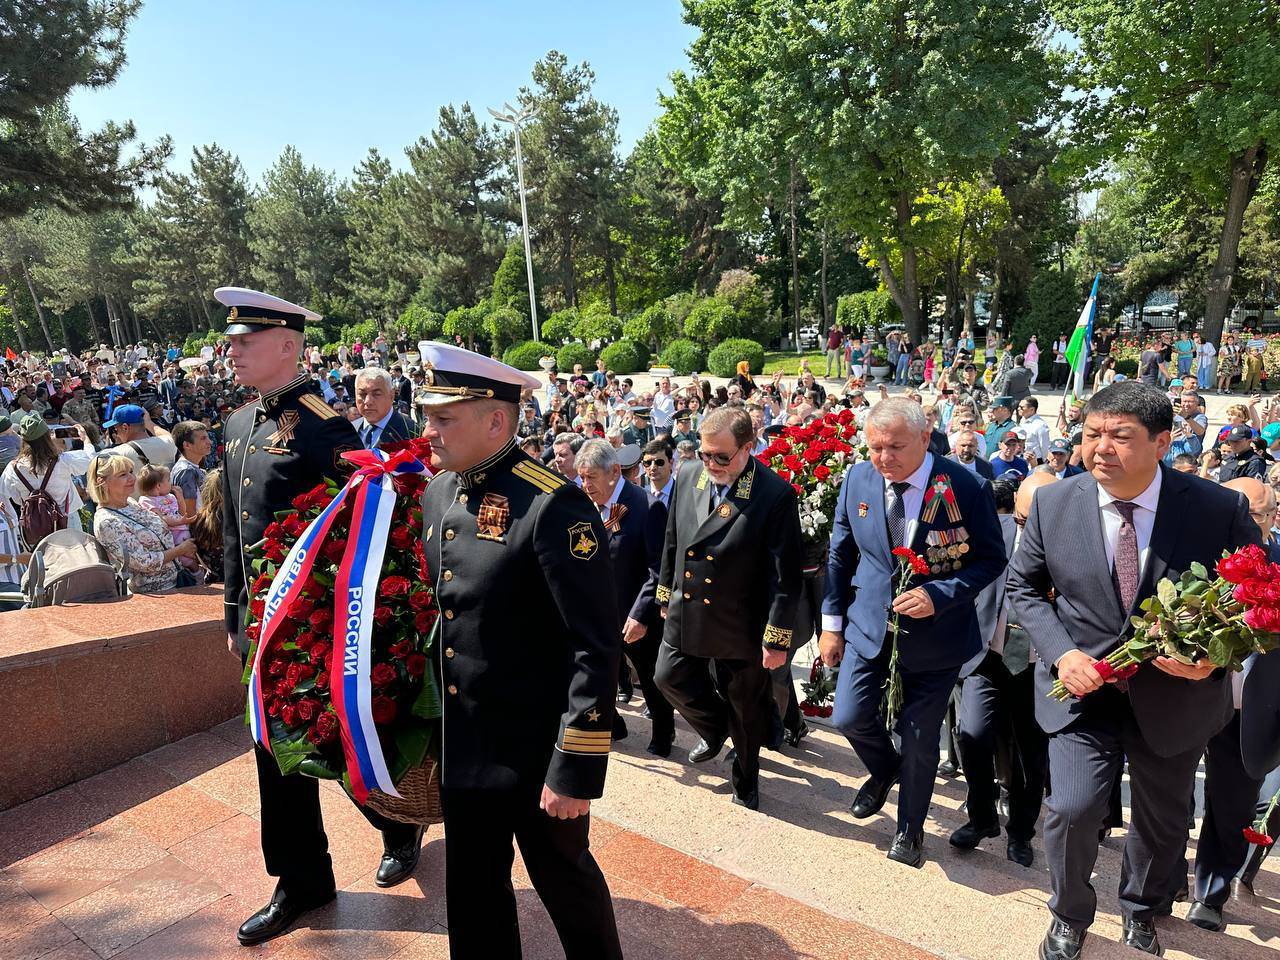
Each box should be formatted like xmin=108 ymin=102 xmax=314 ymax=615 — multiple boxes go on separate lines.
xmin=648 ymin=475 xmax=674 ymax=506
xmin=652 ymin=391 xmax=676 ymax=430
xmin=1096 ymin=467 xmax=1162 ymax=578
xmin=822 ymin=453 xmax=934 ymax=633
xmin=598 ymin=477 xmax=625 ymax=520
xmin=359 ymin=408 xmax=395 ymax=449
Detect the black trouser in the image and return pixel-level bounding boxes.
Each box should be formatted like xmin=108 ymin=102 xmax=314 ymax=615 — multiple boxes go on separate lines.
xmin=255 ymin=740 xmax=421 ymax=898
xmin=1192 ymin=711 xmax=1264 ymax=907
xmin=655 ymin=641 xmax=773 ymax=798
xmin=623 ymin=629 xmax=676 ymax=745
xmin=957 ymin=651 xmax=1048 ymax=841
xmin=771 ymin=567 xmax=823 ymax=734
xmin=1052 ymin=362 xmax=1070 ymax=389
xmin=440 ymin=783 xmax=621 ymax=960
xmin=1044 ymin=689 xmax=1203 ymax=930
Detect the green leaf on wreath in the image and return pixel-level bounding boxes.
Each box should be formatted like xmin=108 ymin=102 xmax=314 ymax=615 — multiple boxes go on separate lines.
xmin=1206 ymin=636 xmax=1231 ymax=668
xmin=1190 ymin=561 xmax=1209 ymax=580
xmin=292 ymin=678 xmax=315 ymax=695
xmin=298 ymin=756 xmax=341 ymax=780
xmin=1184 ymin=581 xmax=1209 ymax=597
xmin=412 ymin=667 xmax=442 ymax=721
xmin=313 ymin=570 xmax=334 ymax=588
xmin=272 ymin=734 xmax=319 ymax=777
xmin=389 ymin=721 xmax=433 ymax=784
xmin=1156 ymin=579 xmax=1178 ymax=609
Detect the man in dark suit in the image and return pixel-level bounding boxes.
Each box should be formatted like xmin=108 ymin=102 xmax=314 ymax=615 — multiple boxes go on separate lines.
xmin=622 ymin=407 xmax=655 ymax=447
xmin=353 ymin=366 xmax=418 ymax=448
xmin=948 ymin=428 xmax=994 ymax=480
xmin=952 ymin=474 xmax=1049 ymax=867
xmin=655 ymin=406 xmax=802 ymax=810
xmin=576 ymin=438 xmax=676 ymax=756
xmin=1184 ymin=477 xmax=1280 ymax=930
xmin=820 ymin=397 xmax=1006 ymax=867
xmin=1007 ymin=381 xmax=1261 ymax=959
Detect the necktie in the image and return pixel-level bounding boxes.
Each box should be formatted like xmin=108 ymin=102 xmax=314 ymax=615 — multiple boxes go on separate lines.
xmin=709 ymin=484 xmax=727 ymax=517
xmin=362 ymin=425 xmax=376 ymax=449
xmin=887 ymin=481 xmax=910 ymax=548
xmin=1112 ymin=500 xmax=1140 ymax=611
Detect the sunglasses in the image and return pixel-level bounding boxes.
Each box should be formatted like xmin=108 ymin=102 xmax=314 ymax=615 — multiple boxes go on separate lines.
xmin=697 ymin=447 xmax=743 ymax=467
xmin=642 ymin=458 xmax=668 ymax=467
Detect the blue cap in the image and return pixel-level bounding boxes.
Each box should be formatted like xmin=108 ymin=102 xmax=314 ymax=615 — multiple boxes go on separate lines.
xmin=1048 ymin=438 xmax=1071 ymax=454
xmin=102 ymin=404 xmax=145 ymax=429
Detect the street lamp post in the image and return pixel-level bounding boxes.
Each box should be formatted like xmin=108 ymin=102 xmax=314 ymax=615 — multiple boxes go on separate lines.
xmin=488 ymin=102 xmax=540 ymax=342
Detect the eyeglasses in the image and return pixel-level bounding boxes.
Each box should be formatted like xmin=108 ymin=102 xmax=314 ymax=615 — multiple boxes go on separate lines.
xmin=697 ymin=446 xmax=743 ymax=467
xmin=642 ymin=458 xmax=668 ymax=468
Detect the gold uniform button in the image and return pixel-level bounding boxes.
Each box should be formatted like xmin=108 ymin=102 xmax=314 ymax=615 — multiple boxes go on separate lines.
xmin=458 ymin=493 xmax=468 ymax=505
xmin=241 ymin=511 xmax=249 ymax=520
xmin=683 ymin=593 xmax=691 ymax=600
xmin=248 ymin=445 xmax=256 ymax=453
xmin=445 ymin=647 xmax=455 ymax=659
xmin=443 ymin=570 xmax=453 ymax=581
xmin=704 ymin=578 xmax=712 ymax=584
xmin=445 ymin=530 xmax=456 ymax=540
xmin=684 ymin=571 xmax=692 ymax=579
xmin=704 ymin=598 xmax=711 ymax=604
xmin=705 ymin=555 xmax=714 ymax=561
xmin=445 ymin=610 xmax=455 ymax=620
xmin=687 ymin=550 xmax=695 ymax=558
xmin=447 ymin=684 xmax=458 ymax=695
xmin=243 ymin=478 xmax=252 ymax=488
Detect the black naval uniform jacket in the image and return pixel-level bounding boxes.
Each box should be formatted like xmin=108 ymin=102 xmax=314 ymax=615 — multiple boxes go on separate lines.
xmin=657 ymin=455 xmax=803 ymax=659
xmin=421 ymin=439 xmax=622 ymax=800
xmin=222 ymin=373 xmax=360 ymax=649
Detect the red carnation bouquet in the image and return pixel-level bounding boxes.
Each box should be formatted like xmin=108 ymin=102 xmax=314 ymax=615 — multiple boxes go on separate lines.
xmin=757 ymin=409 xmax=860 ymax=546
xmin=240 ymin=438 xmax=441 ymax=804
xmin=800 ymin=658 xmax=837 ymax=717
xmin=884 ymin=547 xmax=931 ymax=730
xmin=1049 ymin=545 xmax=1280 ymax=701
xmin=1245 ymin=788 xmax=1279 ymax=848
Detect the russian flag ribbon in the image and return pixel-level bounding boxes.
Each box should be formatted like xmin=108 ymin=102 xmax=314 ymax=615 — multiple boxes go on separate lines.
xmin=250 ymin=446 xmax=430 ymax=804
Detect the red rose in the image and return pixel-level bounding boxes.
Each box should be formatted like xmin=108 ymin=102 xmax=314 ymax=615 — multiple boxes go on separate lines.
xmin=250 ymin=598 xmax=266 ymax=619
xmin=408 ymin=590 xmax=435 ymax=612
xmin=791 ymin=483 xmax=803 ymax=497
xmin=776 ymin=468 xmax=792 ymax=483
xmin=371 ymin=695 xmax=398 ymax=725
xmin=802 ymin=447 xmax=822 ymax=464
xmin=295 ymin=631 xmax=316 ymax=651
xmin=414 ymin=609 xmax=438 ymax=633
xmin=406 ymin=653 xmax=427 ymax=677
xmin=1244 ymin=826 xmax=1275 ymax=847
xmin=290 ymin=595 xmax=316 ymax=618
xmin=380 ymin=576 xmax=411 ymax=599
xmin=1217 ymin=545 xmax=1273 ymax=585
xmin=252 ymin=573 xmax=273 ymax=596
xmin=783 ymin=454 xmax=804 ymax=473
xmin=309 ymin=641 xmax=330 ymax=662
xmin=389 ymin=526 xmax=415 ymax=551
xmin=266 ymin=697 xmax=282 ymax=718
xmin=267 ymin=658 xmax=287 ymax=678
xmin=296 ymin=698 xmax=319 ymax=722
xmin=373 ymin=605 xmax=394 ymax=627
xmin=388 ymin=640 xmax=412 ymax=659
xmin=292 ymin=483 xmax=331 ymax=512
xmin=320 ymin=538 xmax=347 ymax=565
xmin=1243 ymin=603 xmax=1280 ymax=633
xmin=263 ymin=522 xmax=286 ymax=542
xmin=371 ymin=662 xmax=397 ymax=689
xmin=265 ymin=541 xmax=288 ymax=563
xmin=310 ymin=608 xmax=334 ymax=633
xmin=303 ymin=576 xmax=325 ymax=599
xmin=285 ymin=662 xmax=315 ymax=689
xmin=282 ymin=514 xmax=308 ymax=538
xmin=309 ymin=711 xmax=339 ymax=745
xmin=837 ymin=409 xmax=855 ymax=425
xmin=245 ymin=623 xmax=261 ymax=642
xmin=281 ymin=703 xmax=299 ymax=728
xmin=315 ymin=671 xmax=330 ymax=691
xmin=813 ymin=464 xmax=831 ymax=481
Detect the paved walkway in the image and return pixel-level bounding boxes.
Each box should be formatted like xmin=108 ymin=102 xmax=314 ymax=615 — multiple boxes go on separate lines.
xmin=3 ymin=696 xmax=1277 ymax=959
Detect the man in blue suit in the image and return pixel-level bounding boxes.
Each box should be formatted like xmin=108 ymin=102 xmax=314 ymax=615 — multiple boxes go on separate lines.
xmin=575 ymin=439 xmax=676 ymax=756
xmin=819 ymin=397 xmax=1006 ymax=867
xmin=353 ymin=367 xmax=418 ymax=448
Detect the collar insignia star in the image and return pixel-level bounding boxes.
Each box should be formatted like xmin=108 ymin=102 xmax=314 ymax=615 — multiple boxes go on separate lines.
xmin=586 ymin=708 xmax=601 ymax=723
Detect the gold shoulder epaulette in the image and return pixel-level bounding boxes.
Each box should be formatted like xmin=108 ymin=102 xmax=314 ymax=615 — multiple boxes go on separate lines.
xmin=298 ymin=393 xmax=338 ymax=421
xmin=512 ymin=458 xmax=566 ymax=494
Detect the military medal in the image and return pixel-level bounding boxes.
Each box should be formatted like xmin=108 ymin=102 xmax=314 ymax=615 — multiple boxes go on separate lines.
xmin=858 ymin=501 xmax=869 ymax=518
xmin=476 ymin=493 xmax=510 ymax=543
xmin=264 ymin=410 xmax=300 ymax=454
xmin=921 ymin=474 xmax=963 ymax=525
xmin=718 ymin=502 xmax=732 ymax=518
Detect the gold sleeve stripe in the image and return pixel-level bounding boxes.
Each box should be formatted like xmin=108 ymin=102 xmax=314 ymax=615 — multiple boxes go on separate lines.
xmin=763 ymin=624 xmax=793 ymax=650
xmin=558 ymin=742 xmax=611 ymax=755
xmin=299 ymin=393 xmax=338 ymax=420
xmin=656 ymin=584 xmax=671 ymax=603
xmin=562 ymin=729 xmax=612 ymax=742
xmin=514 ymin=459 xmax=566 ymax=487
xmin=513 ymin=461 xmax=564 ymax=493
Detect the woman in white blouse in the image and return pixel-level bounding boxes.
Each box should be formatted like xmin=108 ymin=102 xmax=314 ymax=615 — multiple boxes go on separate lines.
xmin=0 ymin=414 xmax=95 ymax=541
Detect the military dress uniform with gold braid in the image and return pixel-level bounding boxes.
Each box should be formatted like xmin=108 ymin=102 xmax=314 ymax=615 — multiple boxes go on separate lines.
xmin=420 ymin=436 xmax=623 ymax=960
xmin=654 ymin=454 xmax=803 ymax=804
xmin=221 ymin=373 xmax=423 ymax=899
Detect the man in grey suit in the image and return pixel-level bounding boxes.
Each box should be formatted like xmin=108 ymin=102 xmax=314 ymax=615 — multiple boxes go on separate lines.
xmin=1007 ymin=381 xmax=1261 ymax=959
xmin=353 ymin=367 xmax=418 ymax=448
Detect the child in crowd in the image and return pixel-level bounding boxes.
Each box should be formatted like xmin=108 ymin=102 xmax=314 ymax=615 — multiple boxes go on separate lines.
xmin=136 ymin=464 xmax=198 ymax=571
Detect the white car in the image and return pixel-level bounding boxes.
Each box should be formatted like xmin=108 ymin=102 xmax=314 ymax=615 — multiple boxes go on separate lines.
xmin=799 ymin=325 xmax=821 ymax=349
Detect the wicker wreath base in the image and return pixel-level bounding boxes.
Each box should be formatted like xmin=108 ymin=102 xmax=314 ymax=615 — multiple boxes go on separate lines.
xmin=361 ymin=757 xmax=444 ymax=826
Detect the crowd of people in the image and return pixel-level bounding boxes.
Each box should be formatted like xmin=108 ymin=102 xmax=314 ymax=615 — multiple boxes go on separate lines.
xmin=3 ymin=304 xmax=1278 ymax=959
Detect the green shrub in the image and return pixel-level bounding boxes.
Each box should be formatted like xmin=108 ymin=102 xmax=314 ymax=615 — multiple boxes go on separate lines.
xmin=683 ymin=297 xmax=738 ymax=345
xmin=556 ymin=341 xmax=596 ymax=373
xmin=1010 ymin=266 xmax=1083 ymax=378
xmin=485 ymin=305 xmax=528 ymax=354
xmin=599 ymin=338 xmax=649 ymax=374
xmin=503 ymin=340 xmax=552 ymax=371
xmin=623 ymin=302 xmax=678 ymax=351
xmin=542 ymin=308 xmax=577 ymax=344
xmin=1114 ymin=358 xmax=1138 ymax=378
xmin=398 ymin=302 xmax=444 ymax=343
xmin=339 ymin=319 xmax=379 ymax=346
xmin=658 ymin=338 xmax=707 ymax=375
xmin=707 ymin=338 xmax=766 ymax=378
xmin=572 ymin=301 xmax=623 ymax=343
xmin=181 ymin=330 xmax=221 ymax=357
xmin=836 ymin=289 xmax=899 ymax=335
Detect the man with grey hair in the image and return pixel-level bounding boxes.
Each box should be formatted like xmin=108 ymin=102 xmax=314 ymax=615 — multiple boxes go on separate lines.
xmin=820 ymin=397 xmax=1006 ymax=867
xmin=353 ymin=366 xmax=416 ymax=448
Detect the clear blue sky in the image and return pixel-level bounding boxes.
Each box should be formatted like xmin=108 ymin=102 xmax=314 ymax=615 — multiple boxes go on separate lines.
xmin=69 ymin=0 xmax=696 ymax=183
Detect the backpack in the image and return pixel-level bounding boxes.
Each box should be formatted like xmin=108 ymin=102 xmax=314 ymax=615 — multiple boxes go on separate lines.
xmin=15 ymin=463 xmax=68 ymax=548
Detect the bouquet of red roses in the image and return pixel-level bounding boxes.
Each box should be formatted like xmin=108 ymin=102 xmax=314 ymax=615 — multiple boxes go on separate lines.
xmin=241 ymin=438 xmax=441 ymax=809
xmin=757 ymin=409 xmax=860 ymax=545
xmin=799 ymin=658 xmax=837 ymax=718
xmin=1049 ymin=545 xmax=1280 ymax=701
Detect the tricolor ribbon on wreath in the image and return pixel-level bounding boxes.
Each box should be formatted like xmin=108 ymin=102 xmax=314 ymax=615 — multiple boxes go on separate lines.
xmin=248 ymin=446 xmax=430 ymax=803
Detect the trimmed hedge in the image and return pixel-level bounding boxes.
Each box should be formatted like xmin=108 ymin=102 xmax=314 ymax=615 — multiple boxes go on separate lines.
xmin=599 ymin=338 xmax=649 ymax=375
xmin=658 ymin=338 xmax=707 ymax=376
xmin=707 ymin=338 xmax=766 ymax=378
xmin=556 ymin=341 xmax=596 ymax=373
xmin=503 ymin=340 xmax=552 ymax=371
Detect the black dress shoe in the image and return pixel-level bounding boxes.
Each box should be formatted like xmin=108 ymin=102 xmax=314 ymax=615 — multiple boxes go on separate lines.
xmin=1120 ymin=918 xmax=1161 ymax=955
xmin=1186 ymin=900 xmax=1225 ymax=932
xmin=731 ymin=788 xmax=759 ymax=810
xmin=1231 ymin=877 xmax=1256 ymax=905
xmin=1038 ymin=919 xmax=1085 ymax=960
xmin=237 ymin=887 xmax=336 ymax=946
xmin=616 ymin=690 xmax=633 ymax=704
xmin=645 ymin=737 xmax=673 ymax=758
xmin=886 ymin=832 xmax=923 ymax=868
xmin=949 ymin=821 xmax=999 ymax=850
xmin=688 ymin=737 xmax=724 ymax=763
xmin=783 ymin=721 xmax=809 ymax=747
xmin=850 ymin=772 xmax=899 ymax=819
xmin=1007 ymin=837 xmax=1034 ymax=867
xmin=1172 ymin=879 xmax=1189 ymax=903
xmin=375 ymin=826 xmax=426 ymax=888
xmin=937 ymin=757 xmax=959 ymax=777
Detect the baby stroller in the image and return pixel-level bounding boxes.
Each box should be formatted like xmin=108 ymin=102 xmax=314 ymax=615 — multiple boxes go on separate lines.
xmin=22 ymin=528 xmax=127 ymax=607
